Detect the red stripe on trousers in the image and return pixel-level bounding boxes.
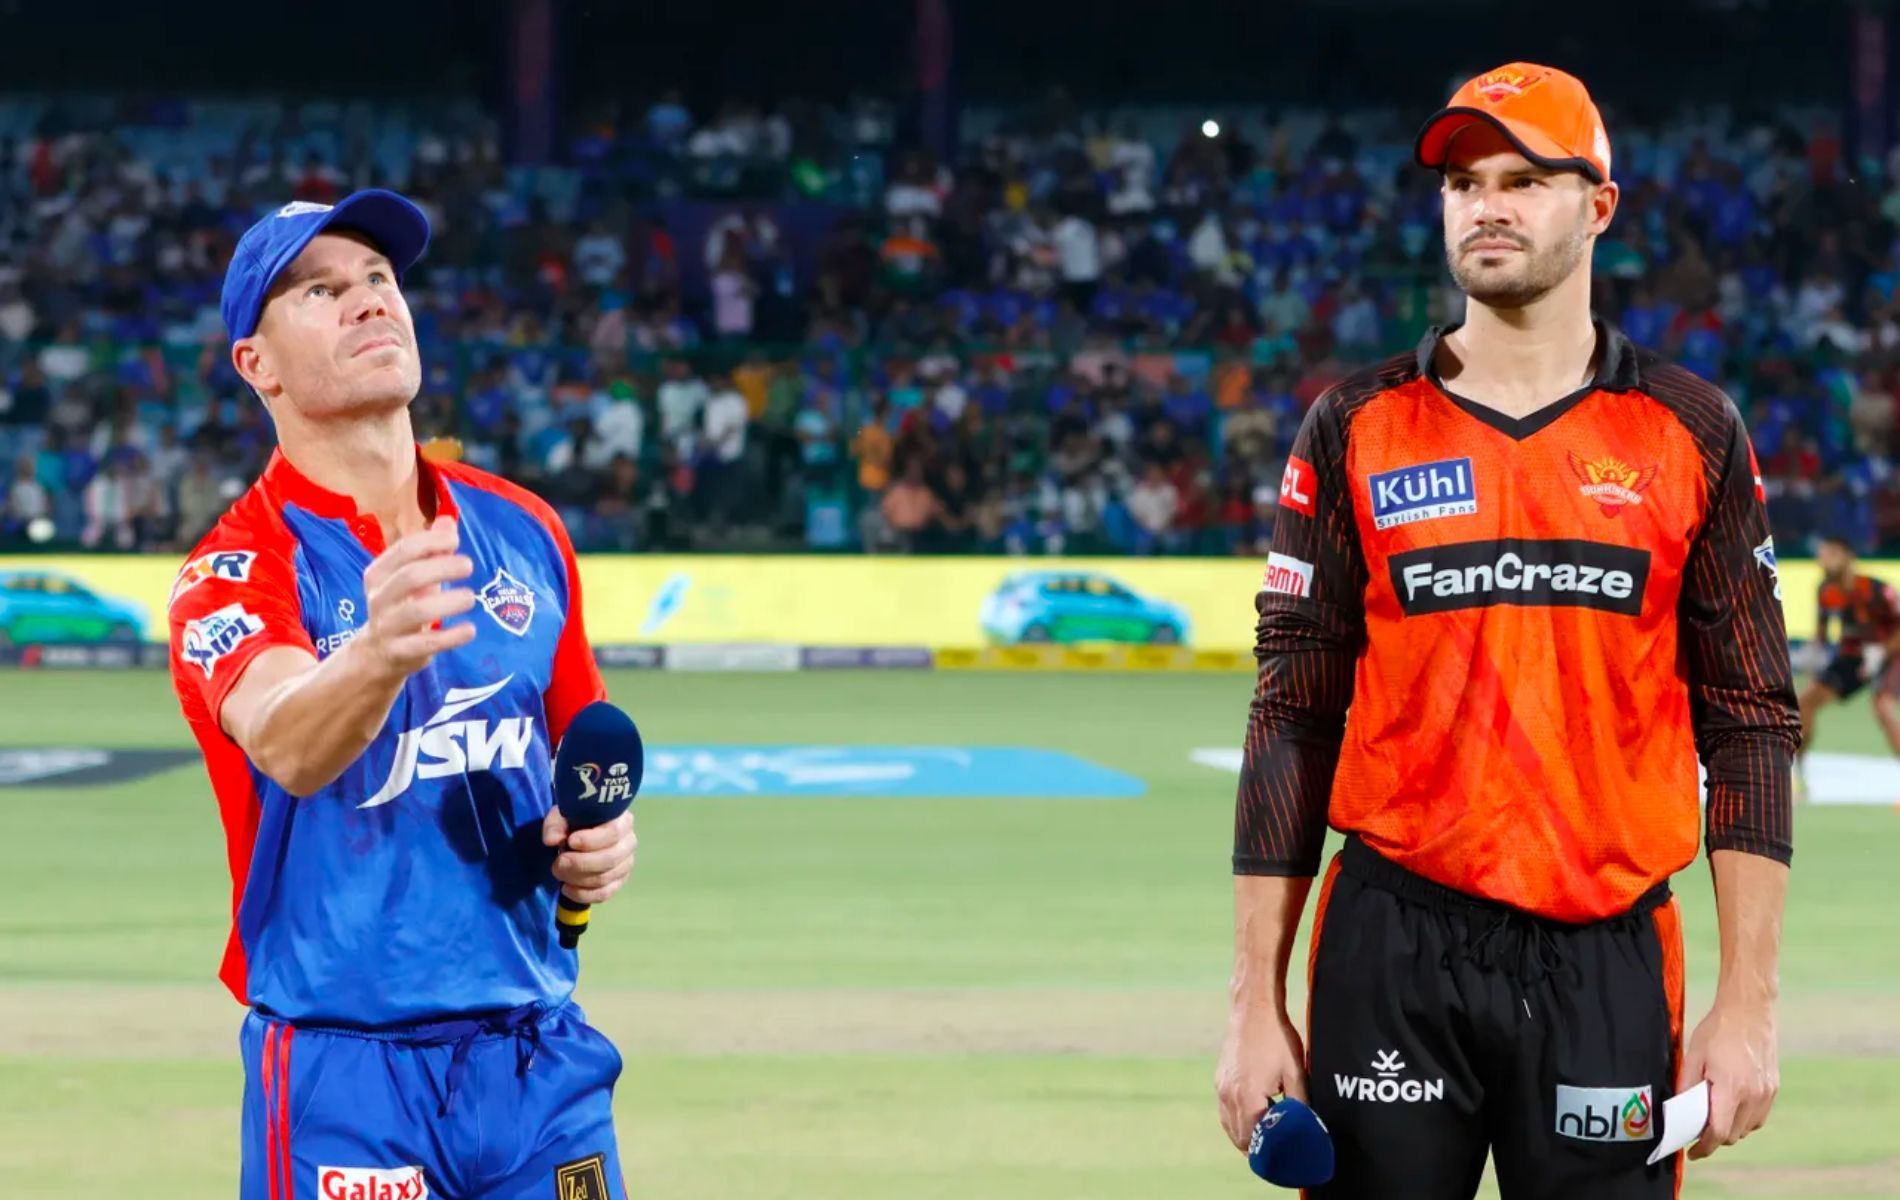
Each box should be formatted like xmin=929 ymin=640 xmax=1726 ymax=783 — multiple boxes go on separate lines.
xmin=277 ymin=1025 xmax=296 ymax=1200
xmin=262 ymin=1023 xmax=281 ymax=1200
xmin=1299 ymin=854 xmax=1343 ymax=1200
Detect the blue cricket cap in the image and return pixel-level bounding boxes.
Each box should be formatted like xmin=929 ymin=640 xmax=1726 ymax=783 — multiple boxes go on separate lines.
xmin=220 ymin=189 xmax=431 ymax=341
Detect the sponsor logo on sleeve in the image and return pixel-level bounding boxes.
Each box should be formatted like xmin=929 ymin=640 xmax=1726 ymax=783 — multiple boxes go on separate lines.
xmin=1260 ymin=552 xmax=1314 ymax=599
xmin=1753 ymin=536 xmax=1781 ymax=602
xmin=1554 ymin=1084 xmax=1654 ymax=1143
xmin=1278 ymin=456 xmax=1317 ymax=517
xmin=1388 ymin=540 xmax=1650 ymax=617
xmin=1367 ymin=457 xmax=1477 ymax=530
xmin=180 ymin=603 xmax=263 ymax=678
xmin=554 ymin=1153 xmax=610 ymax=1200
xmin=317 ymin=1165 xmax=428 ymax=1200
xmin=168 ymin=550 xmax=257 ymax=608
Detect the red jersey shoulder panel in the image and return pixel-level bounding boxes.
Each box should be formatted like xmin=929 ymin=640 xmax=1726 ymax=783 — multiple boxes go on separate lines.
xmin=167 ymin=483 xmax=318 ymax=734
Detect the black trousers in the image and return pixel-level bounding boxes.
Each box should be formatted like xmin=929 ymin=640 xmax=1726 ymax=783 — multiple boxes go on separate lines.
xmin=1305 ymin=836 xmax=1685 ymax=1200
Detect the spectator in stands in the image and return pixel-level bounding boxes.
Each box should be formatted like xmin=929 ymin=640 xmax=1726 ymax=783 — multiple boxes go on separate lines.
xmin=657 ymin=358 xmax=709 ymax=460
xmin=81 ymin=451 xmax=155 ymax=549
xmin=700 ymin=373 xmax=751 ymax=531
xmin=794 ymin=386 xmax=842 ymax=491
xmin=3 ymin=457 xmax=49 ymax=543
xmin=880 ymin=458 xmax=942 ymax=551
xmin=1126 ymin=461 xmax=1180 ymax=555
xmin=710 ymin=245 xmax=757 ymax=340
xmin=174 ymin=453 xmax=231 ymax=548
xmin=1 ymin=359 xmax=52 ymax=427
xmin=591 ymin=454 xmax=644 ymax=552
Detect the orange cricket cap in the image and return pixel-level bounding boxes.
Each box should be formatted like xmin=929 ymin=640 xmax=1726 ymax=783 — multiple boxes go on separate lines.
xmin=1414 ymin=63 xmax=1611 ymax=184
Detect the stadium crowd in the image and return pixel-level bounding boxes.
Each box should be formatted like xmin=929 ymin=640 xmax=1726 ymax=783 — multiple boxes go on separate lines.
xmin=0 ymin=91 xmax=1889 ymax=557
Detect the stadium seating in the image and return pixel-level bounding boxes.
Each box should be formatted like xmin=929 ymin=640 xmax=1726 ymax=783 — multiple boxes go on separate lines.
xmin=0 ymin=93 xmax=1883 ymax=554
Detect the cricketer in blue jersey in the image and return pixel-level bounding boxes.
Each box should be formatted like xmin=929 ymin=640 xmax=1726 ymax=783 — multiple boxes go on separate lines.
xmin=167 ymin=190 xmax=635 ymax=1200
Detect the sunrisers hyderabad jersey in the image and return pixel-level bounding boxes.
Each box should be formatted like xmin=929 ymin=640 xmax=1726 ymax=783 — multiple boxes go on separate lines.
xmin=168 ymin=448 xmax=606 ymax=1026
xmin=1817 ymin=573 xmax=1900 ymax=659
xmin=1234 ymin=325 xmax=1799 ymax=921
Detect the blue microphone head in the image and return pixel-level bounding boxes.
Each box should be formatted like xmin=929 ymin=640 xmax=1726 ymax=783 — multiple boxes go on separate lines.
xmin=552 ymin=702 xmax=644 ymax=830
xmin=1247 ymin=1097 xmax=1334 ymax=1188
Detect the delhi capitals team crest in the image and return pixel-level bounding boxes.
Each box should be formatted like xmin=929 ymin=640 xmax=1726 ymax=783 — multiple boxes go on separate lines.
xmin=477 ymin=568 xmax=536 ymax=636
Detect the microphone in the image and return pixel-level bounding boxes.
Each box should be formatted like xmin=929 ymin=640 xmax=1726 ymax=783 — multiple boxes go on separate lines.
xmin=550 ymin=701 xmax=644 ymax=949
xmin=1247 ymin=1097 xmax=1334 ymax=1188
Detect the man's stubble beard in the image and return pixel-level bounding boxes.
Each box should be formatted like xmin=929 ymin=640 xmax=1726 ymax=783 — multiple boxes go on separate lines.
xmin=1447 ymin=219 xmax=1591 ymax=310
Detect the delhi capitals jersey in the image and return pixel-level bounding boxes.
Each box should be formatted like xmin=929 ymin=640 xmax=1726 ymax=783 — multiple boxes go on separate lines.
xmin=168 ymin=447 xmax=606 ymax=1027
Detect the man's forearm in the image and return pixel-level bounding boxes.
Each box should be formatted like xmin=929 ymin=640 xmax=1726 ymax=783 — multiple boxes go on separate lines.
xmin=1230 ymin=874 xmax=1314 ymax=1013
xmin=1709 ymin=849 xmax=1788 ymax=1007
xmin=234 ymin=641 xmax=409 ymax=797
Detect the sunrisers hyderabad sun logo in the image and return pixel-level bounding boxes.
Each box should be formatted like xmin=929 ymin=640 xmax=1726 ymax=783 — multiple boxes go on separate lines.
xmin=1568 ymin=452 xmax=1658 ymax=517
xmin=1621 ymin=1090 xmax=1653 ymax=1139
xmin=1475 ymin=68 xmax=1544 ymax=102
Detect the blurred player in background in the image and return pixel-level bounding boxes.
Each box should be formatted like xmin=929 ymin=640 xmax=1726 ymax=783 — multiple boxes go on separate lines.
xmin=1798 ymin=532 xmax=1900 ymax=795
xmin=167 ymin=191 xmax=637 ymax=1200
xmin=1216 ymin=64 xmax=1799 ymax=1199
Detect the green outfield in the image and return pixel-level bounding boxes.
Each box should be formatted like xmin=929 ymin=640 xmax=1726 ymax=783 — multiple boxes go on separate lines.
xmin=0 ymin=669 xmax=1895 ymax=1199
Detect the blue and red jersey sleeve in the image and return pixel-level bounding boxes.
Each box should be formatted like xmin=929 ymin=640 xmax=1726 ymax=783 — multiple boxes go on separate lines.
xmin=540 ymin=506 xmax=607 ymax=746
xmin=168 ymin=522 xmax=318 ymax=733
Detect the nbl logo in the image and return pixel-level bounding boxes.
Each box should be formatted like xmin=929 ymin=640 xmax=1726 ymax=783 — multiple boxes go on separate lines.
xmin=1554 ymin=1084 xmax=1654 ymax=1143
xmin=573 ymin=760 xmax=634 ymax=807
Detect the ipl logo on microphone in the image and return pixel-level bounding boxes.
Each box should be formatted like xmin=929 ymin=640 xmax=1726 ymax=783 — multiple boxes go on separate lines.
xmin=572 ymin=760 xmax=635 ymax=807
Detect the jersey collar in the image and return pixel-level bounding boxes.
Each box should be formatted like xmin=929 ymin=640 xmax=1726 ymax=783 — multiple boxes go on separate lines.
xmin=1414 ymin=319 xmax=1643 ymax=441
xmin=1414 ymin=318 xmax=1643 ymax=392
xmin=262 ymin=445 xmax=460 ymax=530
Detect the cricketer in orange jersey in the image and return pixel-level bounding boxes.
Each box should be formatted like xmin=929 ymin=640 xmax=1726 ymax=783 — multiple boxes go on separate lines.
xmin=1797 ymin=532 xmax=1900 ymax=790
xmin=1215 ymin=63 xmax=1798 ymax=1200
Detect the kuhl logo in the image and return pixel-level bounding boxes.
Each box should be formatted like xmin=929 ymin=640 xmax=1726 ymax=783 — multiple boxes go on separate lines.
xmin=1333 ymin=1049 xmax=1445 ymax=1104
xmin=317 ymin=1165 xmax=428 ymax=1200
xmin=359 ymin=677 xmax=535 ymax=808
xmin=1367 ymin=458 xmax=1477 ymax=530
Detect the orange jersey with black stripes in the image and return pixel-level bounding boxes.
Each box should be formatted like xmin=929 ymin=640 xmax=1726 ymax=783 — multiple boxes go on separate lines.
xmin=1816 ymin=573 xmax=1900 ymax=657
xmin=1234 ymin=324 xmax=1799 ymax=922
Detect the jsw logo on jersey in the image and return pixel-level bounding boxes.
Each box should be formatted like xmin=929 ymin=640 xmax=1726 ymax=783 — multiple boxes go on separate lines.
xmin=359 ymin=677 xmax=536 ymax=809
xmin=318 ymin=1165 xmax=428 ymax=1200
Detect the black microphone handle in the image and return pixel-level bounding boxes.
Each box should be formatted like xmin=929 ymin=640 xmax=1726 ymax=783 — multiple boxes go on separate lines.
xmin=556 ymin=891 xmax=592 ymax=949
